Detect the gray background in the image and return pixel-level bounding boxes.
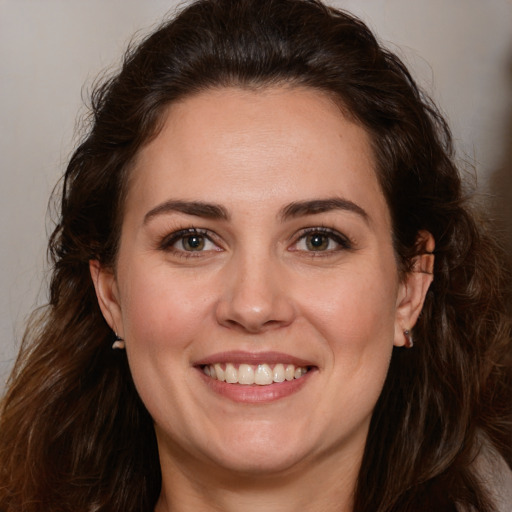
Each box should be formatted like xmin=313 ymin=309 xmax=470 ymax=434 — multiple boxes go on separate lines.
xmin=1 ymin=0 xmax=512 ymax=391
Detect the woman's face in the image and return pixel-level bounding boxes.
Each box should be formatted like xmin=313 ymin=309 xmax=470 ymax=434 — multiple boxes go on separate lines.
xmin=93 ymin=86 xmax=430 ymax=478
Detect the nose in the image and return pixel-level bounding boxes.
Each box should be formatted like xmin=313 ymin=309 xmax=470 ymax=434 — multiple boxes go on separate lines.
xmin=215 ymin=252 xmax=296 ymax=334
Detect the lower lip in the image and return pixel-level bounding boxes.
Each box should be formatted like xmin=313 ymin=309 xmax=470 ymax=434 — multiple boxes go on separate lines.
xmin=197 ymin=368 xmax=315 ymax=403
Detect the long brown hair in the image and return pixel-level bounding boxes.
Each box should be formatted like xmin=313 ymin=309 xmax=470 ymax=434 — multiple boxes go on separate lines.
xmin=1 ymin=1 xmax=510 ymax=511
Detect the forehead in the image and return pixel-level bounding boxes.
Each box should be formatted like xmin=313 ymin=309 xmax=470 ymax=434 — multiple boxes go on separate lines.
xmin=125 ymin=86 xmax=387 ymax=223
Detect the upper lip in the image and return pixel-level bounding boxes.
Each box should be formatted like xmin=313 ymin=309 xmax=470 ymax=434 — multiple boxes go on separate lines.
xmin=193 ymin=351 xmax=316 ymax=367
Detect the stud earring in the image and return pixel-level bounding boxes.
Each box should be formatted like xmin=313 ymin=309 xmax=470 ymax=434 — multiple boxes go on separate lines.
xmin=403 ymin=329 xmax=413 ymax=348
xmin=112 ymin=333 xmax=126 ymax=350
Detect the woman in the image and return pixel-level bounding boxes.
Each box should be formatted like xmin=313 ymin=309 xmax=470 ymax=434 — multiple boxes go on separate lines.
xmin=1 ymin=0 xmax=510 ymax=510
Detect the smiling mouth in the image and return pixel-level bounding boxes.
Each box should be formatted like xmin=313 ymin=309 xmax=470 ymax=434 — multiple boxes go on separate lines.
xmin=201 ymin=363 xmax=311 ymax=386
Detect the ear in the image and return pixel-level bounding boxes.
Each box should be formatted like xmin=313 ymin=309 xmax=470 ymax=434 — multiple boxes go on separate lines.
xmin=89 ymin=260 xmax=124 ymax=338
xmin=394 ymin=231 xmax=435 ymax=347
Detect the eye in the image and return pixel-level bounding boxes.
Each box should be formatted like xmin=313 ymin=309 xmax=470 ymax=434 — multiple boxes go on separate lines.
xmin=302 ymin=233 xmax=334 ymax=251
xmin=290 ymin=228 xmax=351 ymax=253
xmin=160 ymin=228 xmax=221 ymax=254
xmin=179 ymin=233 xmax=209 ymax=251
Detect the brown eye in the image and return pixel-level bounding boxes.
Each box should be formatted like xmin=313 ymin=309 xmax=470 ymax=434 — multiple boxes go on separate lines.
xmin=181 ymin=234 xmax=206 ymax=251
xmin=160 ymin=228 xmax=221 ymax=254
xmin=305 ymin=233 xmax=330 ymax=251
xmin=290 ymin=228 xmax=352 ymax=253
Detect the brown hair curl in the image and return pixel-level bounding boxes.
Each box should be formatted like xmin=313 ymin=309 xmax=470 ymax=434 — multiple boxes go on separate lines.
xmin=1 ymin=1 xmax=510 ymax=511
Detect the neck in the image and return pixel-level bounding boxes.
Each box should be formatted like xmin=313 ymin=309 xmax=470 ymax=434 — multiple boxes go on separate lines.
xmin=154 ymin=439 xmax=362 ymax=512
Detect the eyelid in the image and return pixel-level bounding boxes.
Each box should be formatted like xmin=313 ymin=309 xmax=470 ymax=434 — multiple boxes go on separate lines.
xmin=159 ymin=227 xmax=222 ymax=253
xmin=289 ymin=226 xmax=353 ymax=252
xmin=158 ymin=225 xmax=352 ymax=256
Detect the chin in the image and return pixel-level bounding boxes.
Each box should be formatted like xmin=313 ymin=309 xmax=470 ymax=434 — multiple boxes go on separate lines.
xmin=210 ymin=446 xmax=308 ymax=476
xmin=200 ymin=423 xmax=316 ymax=476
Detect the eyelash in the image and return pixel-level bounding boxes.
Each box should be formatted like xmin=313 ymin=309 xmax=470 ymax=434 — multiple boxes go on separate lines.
xmin=159 ymin=228 xmax=221 ymax=258
xmin=158 ymin=226 xmax=353 ymax=258
xmin=290 ymin=227 xmax=353 ymax=254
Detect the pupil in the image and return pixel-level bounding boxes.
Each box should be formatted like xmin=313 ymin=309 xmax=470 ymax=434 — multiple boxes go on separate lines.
xmin=185 ymin=235 xmax=204 ymax=250
xmin=308 ymin=234 xmax=327 ymax=250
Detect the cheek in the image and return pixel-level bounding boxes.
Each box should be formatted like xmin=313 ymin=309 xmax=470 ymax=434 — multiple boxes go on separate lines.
xmin=117 ymin=264 xmax=214 ymax=423
xmin=291 ymin=269 xmax=396 ymax=445
xmin=299 ymin=265 xmax=398 ymax=345
xmin=118 ymin=263 xmax=215 ymax=354
xmin=298 ymin=263 xmax=398 ymax=397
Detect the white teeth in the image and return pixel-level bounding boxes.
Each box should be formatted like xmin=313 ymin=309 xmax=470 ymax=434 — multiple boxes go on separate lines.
xmin=225 ymin=363 xmax=238 ymax=383
xmin=203 ymin=363 xmax=310 ymax=385
xmin=273 ymin=363 xmax=285 ymax=383
xmin=254 ymin=364 xmax=273 ymax=385
xmin=238 ymin=364 xmax=255 ymax=384
xmin=214 ymin=363 xmax=225 ymax=382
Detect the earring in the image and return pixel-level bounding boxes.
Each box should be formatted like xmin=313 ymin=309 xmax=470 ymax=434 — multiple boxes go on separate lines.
xmin=403 ymin=329 xmax=413 ymax=348
xmin=112 ymin=334 xmax=126 ymax=350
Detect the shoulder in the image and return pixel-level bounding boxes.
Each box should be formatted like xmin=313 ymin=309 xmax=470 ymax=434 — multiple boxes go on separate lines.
xmin=472 ymin=439 xmax=512 ymax=512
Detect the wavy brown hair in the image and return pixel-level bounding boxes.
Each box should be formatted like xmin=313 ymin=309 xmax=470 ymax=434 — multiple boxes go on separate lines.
xmin=1 ymin=1 xmax=511 ymax=511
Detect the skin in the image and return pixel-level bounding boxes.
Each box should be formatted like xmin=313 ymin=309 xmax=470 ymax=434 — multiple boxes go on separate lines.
xmin=91 ymin=86 xmax=434 ymax=512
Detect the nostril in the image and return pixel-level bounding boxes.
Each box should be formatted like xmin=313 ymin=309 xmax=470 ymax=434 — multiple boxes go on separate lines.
xmin=221 ymin=315 xmax=292 ymax=334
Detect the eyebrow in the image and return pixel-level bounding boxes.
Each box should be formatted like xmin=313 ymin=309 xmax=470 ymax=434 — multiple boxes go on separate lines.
xmin=143 ymin=200 xmax=229 ymax=224
xmin=143 ymin=197 xmax=368 ymax=225
xmin=279 ymin=198 xmax=369 ymax=222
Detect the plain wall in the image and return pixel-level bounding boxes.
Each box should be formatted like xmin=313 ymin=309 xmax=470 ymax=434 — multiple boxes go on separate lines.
xmin=1 ymin=0 xmax=512 ymax=390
